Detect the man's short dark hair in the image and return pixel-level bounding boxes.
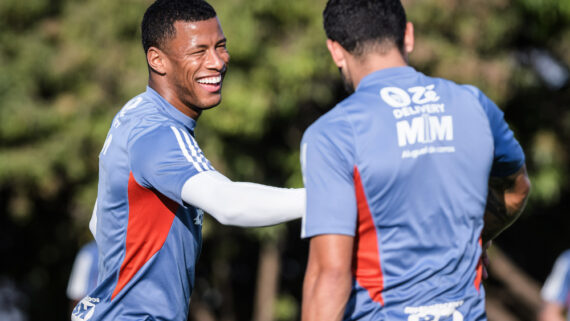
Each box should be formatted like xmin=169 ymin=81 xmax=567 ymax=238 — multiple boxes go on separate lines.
xmin=141 ymin=0 xmax=217 ymax=53
xmin=323 ymin=0 xmax=407 ymax=56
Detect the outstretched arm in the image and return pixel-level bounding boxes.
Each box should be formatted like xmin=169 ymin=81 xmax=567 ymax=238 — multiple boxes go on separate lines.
xmin=181 ymin=170 xmax=304 ymax=227
xmin=302 ymin=234 xmax=353 ymax=321
xmin=482 ymin=165 xmax=530 ymax=243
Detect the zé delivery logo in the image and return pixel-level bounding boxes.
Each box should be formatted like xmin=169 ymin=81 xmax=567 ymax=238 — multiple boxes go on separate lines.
xmin=380 ymin=85 xmax=456 ymax=159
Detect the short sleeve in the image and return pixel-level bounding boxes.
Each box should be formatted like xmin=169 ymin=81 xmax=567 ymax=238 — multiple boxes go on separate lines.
xmin=541 ymin=250 xmax=570 ymax=304
xmin=301 ymin=114 xmax=357 ymax=238
xmin=129 ymin=125 xmax=214 ymax=205
xmin=464 ymin=85 xmax=525 ymax=176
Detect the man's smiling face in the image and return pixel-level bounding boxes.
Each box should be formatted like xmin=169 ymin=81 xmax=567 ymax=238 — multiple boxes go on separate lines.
xmin=162 ymin=18 xmax=229 ymax=117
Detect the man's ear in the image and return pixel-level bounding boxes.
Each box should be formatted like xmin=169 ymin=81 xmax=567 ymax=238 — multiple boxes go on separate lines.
xmin=326 ymin=39 xmax=347 ymax=69
xmin=147 ymin=46 xmax=168 ymax=75
xmin=403 ymin=22 xmax=415 ymax=55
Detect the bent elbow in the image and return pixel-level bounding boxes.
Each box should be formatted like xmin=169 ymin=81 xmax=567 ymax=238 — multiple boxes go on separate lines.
xmin=522 ymin=175 xmax=531 ymax=198
xmin=209 ymin=202 xmax=249 ymax=226
xmin=505 ymin=174 xmax=531 ymax=218
xmin=515 ymin=165 xmax=531 ymax=202
xmin=515 ymin=173 xmax=531 ymax=208
xmin=211 ymin=208 xmax=240 ymax=226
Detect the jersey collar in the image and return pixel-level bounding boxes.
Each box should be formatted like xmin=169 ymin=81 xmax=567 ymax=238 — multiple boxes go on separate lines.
xmin=356 ymin=66 xmax=416 ymax=92
xmin=145 ymin=86 xmax=197 ymax=131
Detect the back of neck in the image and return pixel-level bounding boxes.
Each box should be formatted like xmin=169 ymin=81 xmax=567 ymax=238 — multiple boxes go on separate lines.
xmin=349 ymin=49 xmax=408 ymax=88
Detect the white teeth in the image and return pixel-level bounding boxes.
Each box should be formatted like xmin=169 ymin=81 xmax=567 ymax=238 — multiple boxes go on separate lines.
xmin=197 ymin=76 xmax=221 ymax=84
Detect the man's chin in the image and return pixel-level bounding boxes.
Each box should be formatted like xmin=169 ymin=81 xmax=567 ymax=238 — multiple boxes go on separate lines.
xmin=196 ymin=97 xmax=223 ymax=111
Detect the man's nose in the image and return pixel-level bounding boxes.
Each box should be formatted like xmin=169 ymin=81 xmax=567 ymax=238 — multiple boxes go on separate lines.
xmin=205 ymin=49 xmax=226 ymax=71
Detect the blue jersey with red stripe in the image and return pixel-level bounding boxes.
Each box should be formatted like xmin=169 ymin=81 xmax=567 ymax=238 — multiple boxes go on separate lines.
xmin=300 ymin=66 xmax=525 ymax=321
xmin=72 ymin=87 xmax=213 ymax=321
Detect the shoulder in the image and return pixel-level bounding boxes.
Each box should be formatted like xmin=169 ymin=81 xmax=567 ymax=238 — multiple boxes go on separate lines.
xmin=303 ymin=102 xmax=354 ymax=145
xmin=431 ymin=80 xmax=502 ymax=122
xmin=455 ymin=83 xmax=499 ymax=110
xmin=302 ymin=101 xmax=357 ymax=169
xmin=128 ymin=123 xmax=189 ymax=157
xmin=411 ymin=72 xmax=486 ymax=101
xmin=116 ymin=91 xmax=176 ymax=126
xmin=418 ymin=74 xmax=487 ymax=104
xmin=117 ymin=95 xmax=183 ymax=145
xmin=458 ymin=84 xmax=489 ymax=102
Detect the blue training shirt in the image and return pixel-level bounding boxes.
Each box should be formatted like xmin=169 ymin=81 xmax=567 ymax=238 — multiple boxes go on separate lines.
xmin=301 ymin=66 xmax=525 ymax=321
xmin=72 ymin=87 xmax=214 ymax=321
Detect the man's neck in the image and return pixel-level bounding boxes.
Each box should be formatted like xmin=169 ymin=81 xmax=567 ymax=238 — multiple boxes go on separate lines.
xmin=348 ymin=49 xmax=408 ymax=89
xmin=148 ymin=77 xmax=201 ymax=120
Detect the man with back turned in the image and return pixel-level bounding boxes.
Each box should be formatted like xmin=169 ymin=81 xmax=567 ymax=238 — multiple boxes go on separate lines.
xmin=300 ymin=0 xmax=531 ymax=320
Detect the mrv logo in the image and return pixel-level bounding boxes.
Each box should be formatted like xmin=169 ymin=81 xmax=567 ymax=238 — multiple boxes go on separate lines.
xmin=396 ymin=114 xmax=453 ymax=147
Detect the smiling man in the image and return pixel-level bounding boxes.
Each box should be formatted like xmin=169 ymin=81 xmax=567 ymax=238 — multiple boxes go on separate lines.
xmin=70 ymin=1 xmax=304 ymax=320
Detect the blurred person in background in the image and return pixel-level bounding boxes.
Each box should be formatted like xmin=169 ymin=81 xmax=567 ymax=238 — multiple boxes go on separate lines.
xmin=0 ymin=278 xmax=27 ymax=321
xmin=539 ymin=250 xmax=570 ymax=321
xmin=300 ymin=0 xmax=531 ymax=320
xmin=66 ymin=241 xmax=98 ymax=311
xmin=71 ymin=0 xmax=304 ymax=320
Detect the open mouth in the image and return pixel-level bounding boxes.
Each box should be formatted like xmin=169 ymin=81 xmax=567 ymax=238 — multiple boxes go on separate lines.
xmin=196 ymin=75 xmax=222 ymax=92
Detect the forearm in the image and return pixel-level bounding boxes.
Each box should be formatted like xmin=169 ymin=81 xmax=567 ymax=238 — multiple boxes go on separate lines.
xmin=302 ymin=234 xmax=353 ymax=321
xmin=181 ymin=171 xmax=305 ymax=226
xmin=482 ymin=165 xmax=530 ymax=243
xmin=302 ymin=268 xmax=351 ymax=321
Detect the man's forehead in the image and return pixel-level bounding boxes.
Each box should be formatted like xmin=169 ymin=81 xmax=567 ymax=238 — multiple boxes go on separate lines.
xmin=173 ymin=18 xmax=224 ymax=40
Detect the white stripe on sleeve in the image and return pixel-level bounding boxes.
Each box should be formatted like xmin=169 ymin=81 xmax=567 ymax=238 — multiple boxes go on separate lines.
xmin=180 ymin=130 xmax=210 ymax=172
xmin=170 ymin=126 xmax=203 ymax=173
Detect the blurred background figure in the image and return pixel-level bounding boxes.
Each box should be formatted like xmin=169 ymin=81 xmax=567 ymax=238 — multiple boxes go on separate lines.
xmin=66 ymin=241 xmax=98 ymax=312
xmin=0 ymin=278 xmax=27 ymax=321
xmin=539 ymin=250 xmax=570 ymax=321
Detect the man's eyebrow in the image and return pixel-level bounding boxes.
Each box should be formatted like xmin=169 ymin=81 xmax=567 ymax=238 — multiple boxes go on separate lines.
xmin=188 ymin=38 xmax=226 ymax=51
xmin=187 ymin=43 xmax=208 ymax=52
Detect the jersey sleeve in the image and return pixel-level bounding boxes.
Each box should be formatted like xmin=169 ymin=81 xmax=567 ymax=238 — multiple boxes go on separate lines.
xmin=129 ymin=124 xmax=215 ymax=205
xmin=301 ymin=113 xmax=357 ymax=238
xmin=541 ymin=250 xmax=570 ymax=304
xmin=465 ymin=85 xmax=525 ymax=177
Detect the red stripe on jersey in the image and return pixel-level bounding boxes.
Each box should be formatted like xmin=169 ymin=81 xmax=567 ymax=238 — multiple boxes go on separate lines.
xmin=352 ymin=166 xmax=384 ymax=305
xmin=474 ymin=238 xmax=483 ymax=291
xmin=111 ymin=173 xmax=178 ymax=300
